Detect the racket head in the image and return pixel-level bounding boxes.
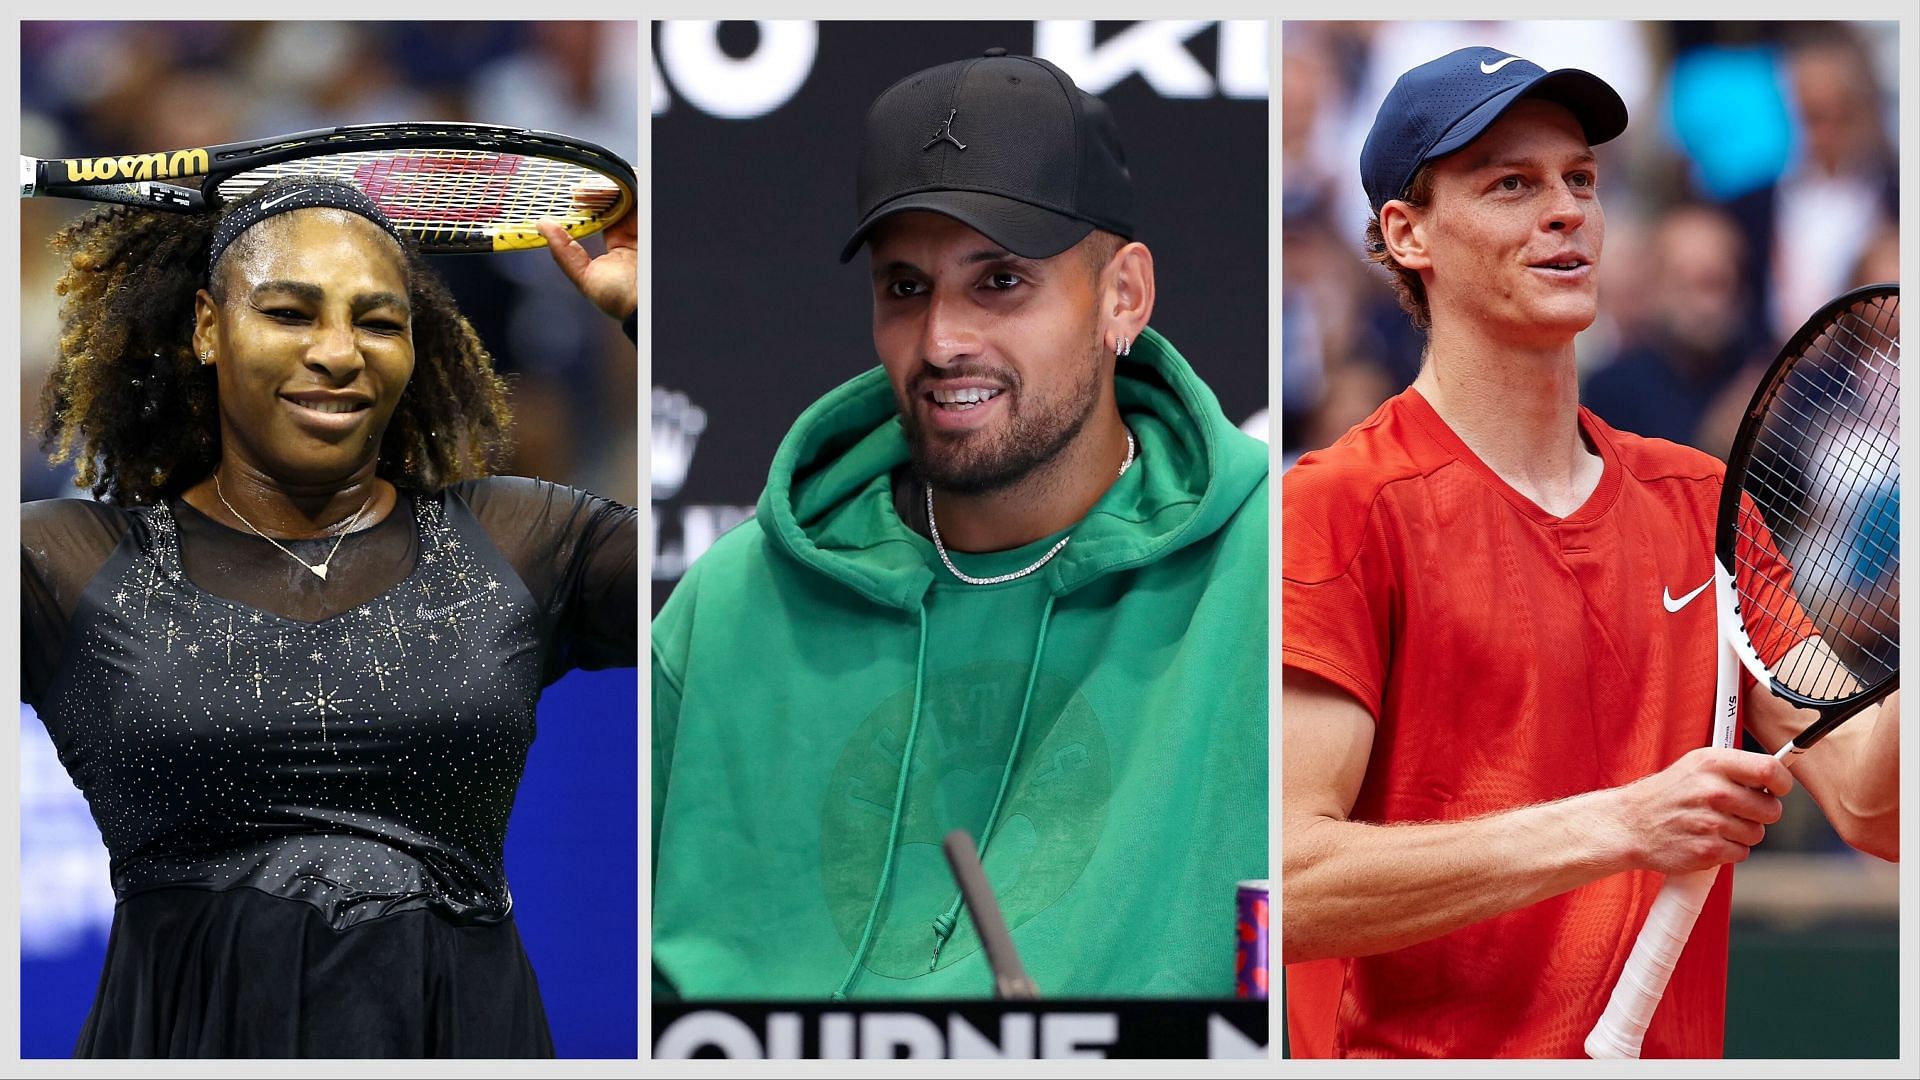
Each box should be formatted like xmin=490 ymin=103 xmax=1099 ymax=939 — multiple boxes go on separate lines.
xmin=32 ymin=123 xmax=636 ymax=255
xmin=1714 ymin=282 xmax=1899 ymax=745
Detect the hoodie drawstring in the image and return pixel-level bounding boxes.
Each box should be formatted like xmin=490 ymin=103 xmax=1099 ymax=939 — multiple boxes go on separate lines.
xmin=928 ymin=594 xmax=1056 ymax=971
xmin=832 ymin=606 xmax=931 ymax=1002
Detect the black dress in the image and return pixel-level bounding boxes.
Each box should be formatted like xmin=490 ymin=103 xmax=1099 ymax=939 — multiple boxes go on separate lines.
xmin=21 ymin=476 xmax=637 ymax=1057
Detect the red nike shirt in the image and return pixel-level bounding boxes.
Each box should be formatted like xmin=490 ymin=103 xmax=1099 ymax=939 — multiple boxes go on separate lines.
xmin=1282 ymin=389 xmax=1806 ymax=1059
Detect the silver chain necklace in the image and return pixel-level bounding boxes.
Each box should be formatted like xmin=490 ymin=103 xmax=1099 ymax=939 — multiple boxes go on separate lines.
xmin=927 ymin=428 xmax=1136 ymax=586
xmin=213 ymin=473 xmax=375 ymax=581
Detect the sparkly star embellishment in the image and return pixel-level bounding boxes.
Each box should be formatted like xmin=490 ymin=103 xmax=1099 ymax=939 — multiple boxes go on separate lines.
xmin=291 ymin=674 xmax=353 ymax=745
xmin=242 ymin=659 xmax=276 ymax=701
xmin=213 ymin=616 xmax=247 ymax=663
xmin=373 ymin=603 xmax=415 ymax=657
xmin=362 ymin=657 xmax=399 ymax=692
xmin=134 ymin=565 xmax=169 ymax=613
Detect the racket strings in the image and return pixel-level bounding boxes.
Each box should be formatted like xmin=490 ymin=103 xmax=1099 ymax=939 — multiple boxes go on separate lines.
xmin=1732 ymin=293 xmax=1899 ymax=701
xmin=214 ymin=149 xmax=626 ymax=251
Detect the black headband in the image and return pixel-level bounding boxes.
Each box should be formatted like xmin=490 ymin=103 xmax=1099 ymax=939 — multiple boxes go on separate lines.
xmin=208 ymin=183 xmax=407 ymax=275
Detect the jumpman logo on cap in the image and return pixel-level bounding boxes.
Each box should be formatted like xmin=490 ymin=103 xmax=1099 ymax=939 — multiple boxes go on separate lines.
xmin=923 ymin=109 xmax=967 ymax=152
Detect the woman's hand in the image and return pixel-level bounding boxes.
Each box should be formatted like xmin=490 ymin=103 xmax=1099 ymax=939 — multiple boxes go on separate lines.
xmin=538 ymin=210 xmax=636 ymax=322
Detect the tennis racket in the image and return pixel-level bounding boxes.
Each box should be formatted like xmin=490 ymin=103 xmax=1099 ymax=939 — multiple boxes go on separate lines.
xmin=20 ymin=121 xmax=635 ymax=254
xmin=1586 ymin=282 xmax=1900 ymax=1058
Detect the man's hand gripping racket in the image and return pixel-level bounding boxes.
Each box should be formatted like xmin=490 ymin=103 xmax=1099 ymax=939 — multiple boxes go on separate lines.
xmin=1585 ymin=283 xmax=1900 ymax=1059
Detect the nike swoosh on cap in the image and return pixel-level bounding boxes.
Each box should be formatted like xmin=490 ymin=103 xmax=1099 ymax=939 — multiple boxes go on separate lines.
xmin=1480 ymin=56 xmax=1525 ymax=74
xmin=1662 ymin=578 xmax=1712 ymax=613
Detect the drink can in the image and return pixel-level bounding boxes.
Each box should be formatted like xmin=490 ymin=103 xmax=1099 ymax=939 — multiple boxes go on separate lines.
xmin=1235 ymin=879 xmax=1269 ymax=999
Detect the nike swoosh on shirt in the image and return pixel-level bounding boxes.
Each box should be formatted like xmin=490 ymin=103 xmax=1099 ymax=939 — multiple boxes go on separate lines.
xmin=1480 ymin=56 xmax=1525 ymax=74
xmin=1662 ymin=578 xmax=1712 ymax=613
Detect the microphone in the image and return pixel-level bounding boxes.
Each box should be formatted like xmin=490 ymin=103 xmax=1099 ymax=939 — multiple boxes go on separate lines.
xmin=941 ymin=829 xmax=1040 ymax=1000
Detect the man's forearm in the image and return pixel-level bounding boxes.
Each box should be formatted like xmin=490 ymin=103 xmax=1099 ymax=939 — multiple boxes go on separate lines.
xmin=1750 ymin=643 xmax=1900 ymax=862
xmin=1282 ymin=788 xmax=1635 ymax=964
xmin=1795 ymin=694 xmax=1900 ymax=860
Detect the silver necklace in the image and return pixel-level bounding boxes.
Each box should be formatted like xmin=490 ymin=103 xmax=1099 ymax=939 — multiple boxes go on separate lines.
xmin=213 ymin=473 xmax=375 ymax=581
xmin=927 ymin=428 xmax=1136 ymax=586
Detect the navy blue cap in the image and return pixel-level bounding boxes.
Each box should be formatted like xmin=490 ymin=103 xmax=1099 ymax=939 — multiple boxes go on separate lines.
xmin=1361 ymin=46 xmax=1628 ymax=215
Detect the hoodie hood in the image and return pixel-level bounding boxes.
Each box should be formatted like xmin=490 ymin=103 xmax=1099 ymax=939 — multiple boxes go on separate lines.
xmin=756 ymin=326 xmax=1267 ymax=610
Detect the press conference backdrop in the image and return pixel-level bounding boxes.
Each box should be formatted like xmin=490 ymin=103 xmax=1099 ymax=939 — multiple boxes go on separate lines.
xmin=653 ymin=20 xmax=1270 ymax=612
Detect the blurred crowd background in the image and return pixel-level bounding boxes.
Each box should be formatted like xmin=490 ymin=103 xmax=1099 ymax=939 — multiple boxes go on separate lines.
xmin=19 ymin=20 xmax=640 ymax=507
xmin=1282 ymin=19 xmax=1897 ymax=468
xmin=17 ymin=21 xmax=639 ymax=1058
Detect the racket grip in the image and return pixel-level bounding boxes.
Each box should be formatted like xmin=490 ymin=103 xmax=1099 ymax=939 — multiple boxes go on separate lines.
xmin=1584 ymin=867 xmax=1716 ymax=1058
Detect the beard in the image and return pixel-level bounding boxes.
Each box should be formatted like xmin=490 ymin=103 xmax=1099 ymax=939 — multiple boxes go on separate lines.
xmin=899 ymin=338 xmax=1106 ymax=496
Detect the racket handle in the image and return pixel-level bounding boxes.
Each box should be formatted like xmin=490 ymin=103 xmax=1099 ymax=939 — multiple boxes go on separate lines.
xmin=1584 ymin=866 xmax=1716 ymax=1058
xmin=1587 ymin=559 xmax=1743 ymax=1058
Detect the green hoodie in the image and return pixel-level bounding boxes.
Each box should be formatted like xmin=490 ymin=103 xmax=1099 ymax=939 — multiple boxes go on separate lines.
xmin=652 ymin=328 xmax=1267 ymax=999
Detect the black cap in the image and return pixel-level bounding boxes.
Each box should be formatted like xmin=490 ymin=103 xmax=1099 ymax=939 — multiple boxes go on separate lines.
xmin=838 ymin=50 xmax=1134 ymax=263
xmin=1360 ymin=46 xmax=1628 ymax=216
